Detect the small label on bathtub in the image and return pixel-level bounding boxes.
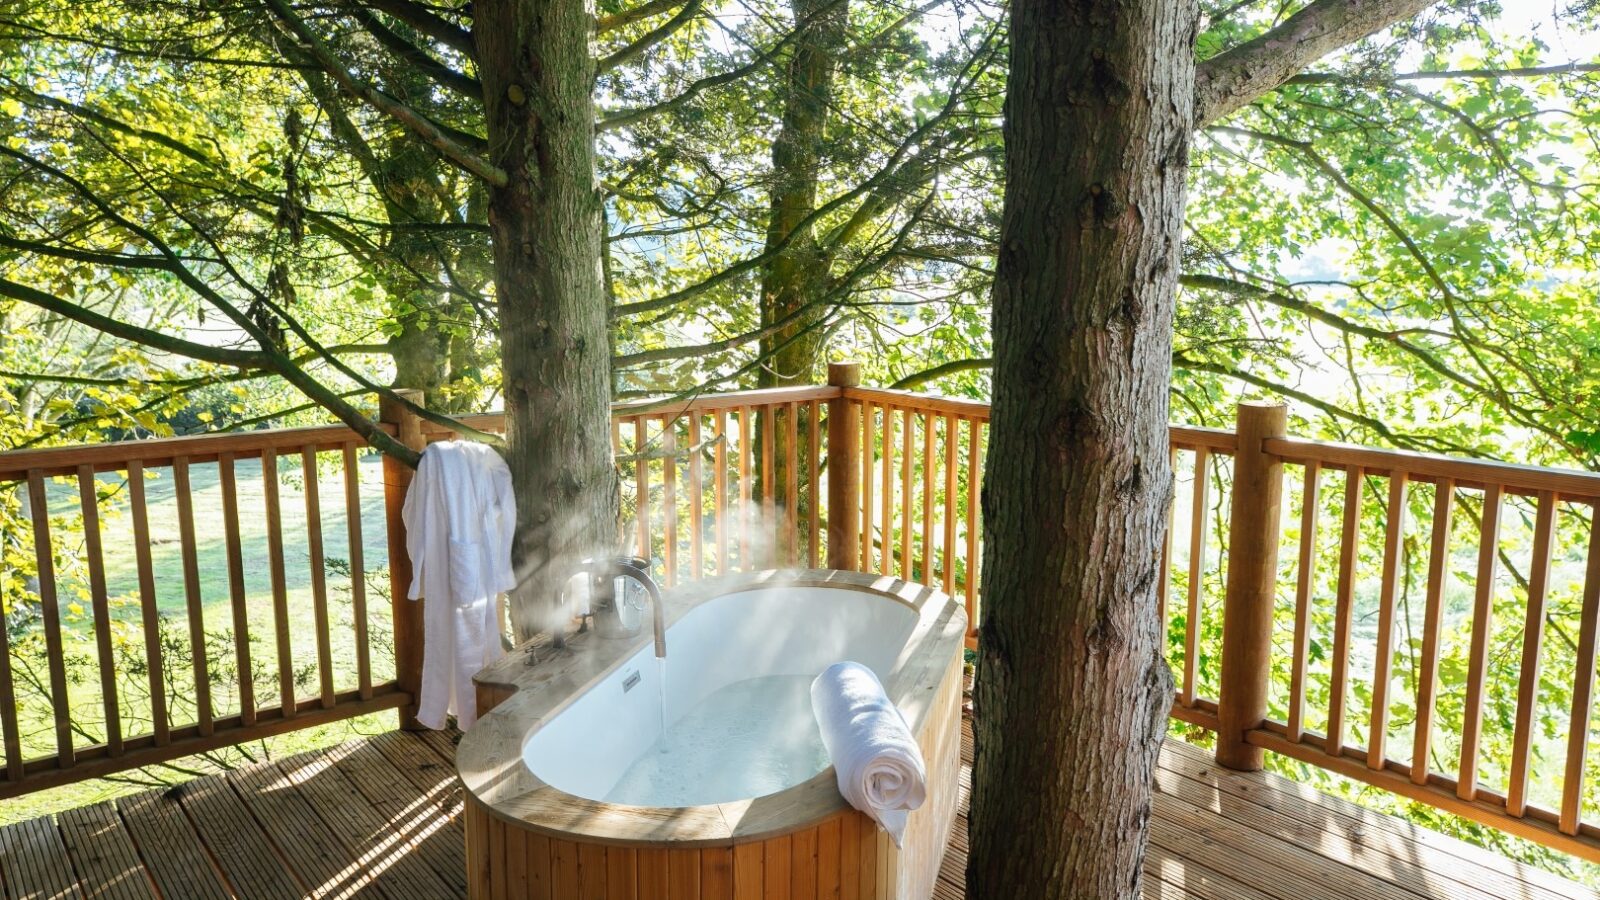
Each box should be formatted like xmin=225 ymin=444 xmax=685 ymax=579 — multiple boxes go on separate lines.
xmin=621 ymin=669 xmax=641 ymax=693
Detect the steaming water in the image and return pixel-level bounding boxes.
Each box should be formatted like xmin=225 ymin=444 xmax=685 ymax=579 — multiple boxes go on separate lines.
xmin=604 ymin=674 xmax=829 ymax=807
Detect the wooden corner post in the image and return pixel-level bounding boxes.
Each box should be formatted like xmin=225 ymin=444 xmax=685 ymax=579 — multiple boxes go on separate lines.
xmin=825 ymin=363 xmax=862 ymax=571
xmin=380 ymin=389 xmax=427 ymax=731
xmin=1216 ymin=400 xmax=1288 ymax=770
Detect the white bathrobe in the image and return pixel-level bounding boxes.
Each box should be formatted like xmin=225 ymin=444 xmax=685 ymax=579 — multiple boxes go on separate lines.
xmin=402 ymin=441 xmax=516 ymax=730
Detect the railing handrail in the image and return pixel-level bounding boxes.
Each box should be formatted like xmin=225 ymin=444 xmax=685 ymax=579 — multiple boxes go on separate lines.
xmin=0 ymin=423 xmax=382 ymax=481
xmin=9 ymin=388 xmax=1598 ymax=502
xmin=1266 ymin=434 xmax=1600 ymax=501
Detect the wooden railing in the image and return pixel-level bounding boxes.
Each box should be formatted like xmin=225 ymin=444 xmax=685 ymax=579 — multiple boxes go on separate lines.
xmin=0 ymin=423 xmax=415 ymax=798
xmin=1214 ymin=407 xmax=1600 ymax=864
xmin=8 ymin=378 xmax=1600 ymax=869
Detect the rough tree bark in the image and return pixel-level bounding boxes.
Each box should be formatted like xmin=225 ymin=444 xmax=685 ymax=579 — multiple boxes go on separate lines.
xmin=969 ymin=0 xmax=1439 ymax=897
xmin=476 ymin=0 xmax=618 ymax=640
xmin=968 ymin=0 xmax=1194 ymax=895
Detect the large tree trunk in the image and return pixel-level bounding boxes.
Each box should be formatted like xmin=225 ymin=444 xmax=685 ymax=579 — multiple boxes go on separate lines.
xmin=476 ymin=0 xmax=618 ymax=640
xmin=967 ymin=0 xmax=1195 ymax=896
xmin=755 ymin=0 xmax=846 ymax=389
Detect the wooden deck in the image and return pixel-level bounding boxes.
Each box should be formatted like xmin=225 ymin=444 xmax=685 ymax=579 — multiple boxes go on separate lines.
xmin=0 ymin=719 xmax=1593 ymax=899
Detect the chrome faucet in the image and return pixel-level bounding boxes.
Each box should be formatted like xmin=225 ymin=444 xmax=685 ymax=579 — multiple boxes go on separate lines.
xmin=607 ymin=557 xmax=666 ymax=659
xmin=569 ymin=556 xmax=665 ymax=658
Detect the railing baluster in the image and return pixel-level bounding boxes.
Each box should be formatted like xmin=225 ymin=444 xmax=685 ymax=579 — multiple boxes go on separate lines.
xmin=881 ymin=406 xmax=894 ymax=579
xmin=662 ymin=417 xmax=678 ymax=586
xmin=942 ymin=413 xmax=958 ymax=595
xmin=1411 ymin=478 xmax=1455 ymax=784
xmin=1457 ymin=483 xmax=1503 ymax=801
xmin=173 ymin=457 xmax=214 ymax=735
xmin=808 ymin=399 xmax=822 ymax=569
xmin=1327 ymin=466 xmax=1364 ymax=758
xmin=688 ymin=415 xmax=704 ymax=580
xmin=24 ymin=470 xmax=73 ymax=762
xmin=127 ymin=461 xmax=168 ymax=746
xmin=76 ymin=465 xmax=121 ymax=756
xmin=786 ymin=401 xmax=800 ymax=568
xmin=262 ymin=448 xmax=296 ymax=720
xmin=1181 ymin=448 xmax=1210 ymax=708
xmin=341 ymin=443 xmax=372 ymax=701
xmin=218 ymin=453 xmax=257 ymax=725
xmin=1158 ymin=447 xmax=1177 ymax=654
xmin=768 ymin=405 xmax=780 ymax=563
xmin=301 ymin=447 xmax=336 ymax=709
xmin=611 ymin=418 xmax=622 ymax=548
xmin=634 ymin=417 xmax=650 ymax=563
xmin=26 ymin=469 xmax=73 ymax=767
xmin=900 ymin=407 xmax=913 ymax=581
xmin=1286 ymin=461 xmax=1321 ymax=744
xmin=738 ymin=407 xmax=753 ymax=568
xmin=921 ymin=410 xmax=934 ymax=584
xmin=0 ymin=478 xmax=17 ymax=774
xmin=714 ymin=411 xmax=729 ymax=575
xmin=1560 ymin=506 xmax=1600 ymax=835
xmin=966 ymin=420 xmax=982 ymax=640
xmin=1368 ymin=472 xmax=1410 ymax=768
xmin=1508 ymin=489 xmax=1557 ymax=818
xmin=861 ymin=403 xmax=875 ymax=570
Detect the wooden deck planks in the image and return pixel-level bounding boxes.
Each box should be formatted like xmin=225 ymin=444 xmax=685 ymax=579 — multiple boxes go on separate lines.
xmin=227 ymin=754 xmax=381 ymax=898
xmin=174 ymin=773 xmax=305 ymax=900
xmin=55 ymin=804 xmax=153 ymax=900
xmin=271 ymin=745 xmax=457 ymax=900
xmin=0 ymin=815 xmax=82 ymax=900
xmin=116 ymin=791 xmax=231 ymax=900
xmin=0 ymin=726 xmax=1593 ymax=900
xmin=335 ymin=739 xmax=468 ymax=896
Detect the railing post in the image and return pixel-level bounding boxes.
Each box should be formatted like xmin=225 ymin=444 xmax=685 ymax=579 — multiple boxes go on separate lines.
xmin=380 ymin=389 xmax=427 ymax=731
xmin=826 ymin=363 xmax=862 ymax=571
xmin=1216 ymin=400 xmax=1288 ymax=770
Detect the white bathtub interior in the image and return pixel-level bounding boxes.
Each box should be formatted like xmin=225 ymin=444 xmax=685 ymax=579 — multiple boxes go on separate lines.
xmin=521 ymin=585 xmax=917 ymax=807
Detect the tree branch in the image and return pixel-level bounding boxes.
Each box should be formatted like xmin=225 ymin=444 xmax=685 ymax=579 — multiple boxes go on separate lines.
xmin=598 ymin=0 xmax=704 ymax=73
xmin=1288 ymin=62 xmax=1600 ymax=84
xmin=361 ymin=0 xmax=474 ymax=55
xmin=347 ymin=7 xmax=482 ymax=98
xmin=597 ymin=0 xmax=689 ymax=34
xmin=889 ymin=357 xmax=992 ymax=390
xmin=597 ymin=0 xmax=847 ymax=131
xmin=0 ymin=278 xmax=269 ymax=368
xmin=263 ymin=0 xmax=505 ymax=186
xmin=1194 ymin=0 xmax=1436 ymax=126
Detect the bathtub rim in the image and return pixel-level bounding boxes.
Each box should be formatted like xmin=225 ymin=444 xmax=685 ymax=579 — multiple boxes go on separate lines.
xmin=456 ymin=568 xmax=968 ymax=848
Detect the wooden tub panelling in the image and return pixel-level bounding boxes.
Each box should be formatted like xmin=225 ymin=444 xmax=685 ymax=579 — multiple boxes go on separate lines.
xmin=465 ymin=802 xmax=877 ymax=899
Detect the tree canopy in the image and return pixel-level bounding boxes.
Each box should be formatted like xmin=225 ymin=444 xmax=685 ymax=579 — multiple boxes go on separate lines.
xmin=1 ymin=1 xmax=1595 ymax=476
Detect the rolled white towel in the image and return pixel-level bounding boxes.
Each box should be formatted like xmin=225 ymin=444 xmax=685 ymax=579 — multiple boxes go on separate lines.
xmin=810 ymin=661 xmax=926 ymax=847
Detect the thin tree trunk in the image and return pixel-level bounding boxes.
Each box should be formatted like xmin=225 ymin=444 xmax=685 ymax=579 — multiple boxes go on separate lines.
xmin=967 ymin=0 xmax=1194 ymax=896
xmin=476 ymin=0 xmax=619 ymax=640
xmin=756 ymin=0 xmax=846 ymax=389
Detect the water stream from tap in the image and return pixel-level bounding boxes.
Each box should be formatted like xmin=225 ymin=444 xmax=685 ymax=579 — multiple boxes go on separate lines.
xmin=656 ymin=656 xmax=669 ymax=752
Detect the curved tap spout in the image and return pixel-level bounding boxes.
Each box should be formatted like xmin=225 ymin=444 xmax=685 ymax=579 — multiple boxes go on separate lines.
xmin=613 ymin=557 xmax=665 ymax=659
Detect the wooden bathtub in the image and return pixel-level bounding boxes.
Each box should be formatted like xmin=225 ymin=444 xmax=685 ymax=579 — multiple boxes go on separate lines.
xmin=458 ymin=568 xmax=967 ymax=899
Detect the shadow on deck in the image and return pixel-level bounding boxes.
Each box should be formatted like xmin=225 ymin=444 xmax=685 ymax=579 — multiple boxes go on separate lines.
xmin=0 ymin=717 xmax=1593 ymax=899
